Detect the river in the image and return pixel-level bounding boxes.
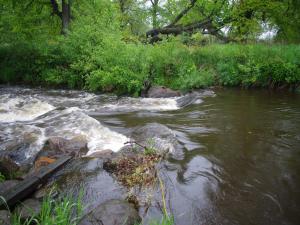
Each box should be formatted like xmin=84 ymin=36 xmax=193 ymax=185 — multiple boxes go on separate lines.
xmin=0 ymin=86 xmax=299 ymax=225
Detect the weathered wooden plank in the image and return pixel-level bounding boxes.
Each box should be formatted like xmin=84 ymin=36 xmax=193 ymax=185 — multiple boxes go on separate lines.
xmin=0 ymin=156 xmax=72 ymax=209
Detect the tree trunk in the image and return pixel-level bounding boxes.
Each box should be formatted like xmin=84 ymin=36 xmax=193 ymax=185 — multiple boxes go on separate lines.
xmin=151 ymin=0 xmax=159 ymax=29
xmin=61 ymin=0 xmax=71 ymax=35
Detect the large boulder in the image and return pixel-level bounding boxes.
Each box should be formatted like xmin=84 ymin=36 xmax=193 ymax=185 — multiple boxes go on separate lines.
xmin=35 ymin=135 xmax=89 ymax=162
xmin=147 ymin=86 xmax=181 ymax=98
xmin=79 ymin=199 xmax=141 ymax=225
xmin=119 ymin=123 xmax=179 ymax=157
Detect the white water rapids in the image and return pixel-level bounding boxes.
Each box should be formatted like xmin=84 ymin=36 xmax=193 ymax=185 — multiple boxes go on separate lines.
xmin=0 ymin=86 xmax=213 ymax=158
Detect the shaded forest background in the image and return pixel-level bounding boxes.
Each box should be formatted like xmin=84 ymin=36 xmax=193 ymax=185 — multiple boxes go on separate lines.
xmin=0 ymin=0 xmax=299 ymax=95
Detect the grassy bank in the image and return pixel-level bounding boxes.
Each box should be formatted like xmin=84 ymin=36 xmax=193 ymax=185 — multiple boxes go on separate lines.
xmin=1 ymin=42 xmax=299 ymax=95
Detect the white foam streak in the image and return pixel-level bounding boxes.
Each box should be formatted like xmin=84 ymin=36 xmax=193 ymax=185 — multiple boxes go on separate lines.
xmin=101 ymin=97 xmax=179 ymax=112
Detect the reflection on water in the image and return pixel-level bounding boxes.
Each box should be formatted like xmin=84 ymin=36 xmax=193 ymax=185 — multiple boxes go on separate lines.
xmin=99 ymin=89 xmax=300 ymax=225
xmin=0 ymin=86 xmax=299 ymax=225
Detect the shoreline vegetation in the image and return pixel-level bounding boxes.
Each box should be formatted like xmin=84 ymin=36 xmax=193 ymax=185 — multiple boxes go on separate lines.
xmin=1 ymin=0 xmax=299 ymax=96
xmin=1 ymin=43 xmax=299 ymax=96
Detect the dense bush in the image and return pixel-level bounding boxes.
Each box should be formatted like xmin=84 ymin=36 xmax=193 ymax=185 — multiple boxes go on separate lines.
xmin=193 ymin=44 xmax=300 ymax=89
xmin=1 ymin=40 xmax=299 ymax=94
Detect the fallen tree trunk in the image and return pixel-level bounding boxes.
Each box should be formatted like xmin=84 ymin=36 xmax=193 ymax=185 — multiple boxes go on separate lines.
xmin=0 ymin=156 xmax=72 ymax=210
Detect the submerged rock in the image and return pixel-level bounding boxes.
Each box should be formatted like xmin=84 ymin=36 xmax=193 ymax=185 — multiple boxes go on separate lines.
xmin=79 ymin=199 xmax=141 ymax=225
xmin=147 ymin=86 xmax=181 ymax=98
xmin=0 ymin=210 xmax=11 ymax=225
xmin=49 ymin=157 xmax=126 ymax=214
xmin=176 ymin=93 xmax=199 ymax=107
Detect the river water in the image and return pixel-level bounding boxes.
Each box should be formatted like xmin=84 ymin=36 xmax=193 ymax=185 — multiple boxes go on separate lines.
xmin=0 ymin=86 xmax=299 ymax=225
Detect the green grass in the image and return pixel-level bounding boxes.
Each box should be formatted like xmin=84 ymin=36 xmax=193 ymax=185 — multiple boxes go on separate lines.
xmin=10 ymin=191 xmax=83 ymax=225
xmin=149 ymin=216 xmax=174 ymax=225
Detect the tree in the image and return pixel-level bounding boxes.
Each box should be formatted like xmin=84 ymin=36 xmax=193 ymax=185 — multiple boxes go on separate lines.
xmin=50 ymin=0 xmax=71 ymax=34
xmin=146 ymin=0 xmax=231 ymax=42
xmin=146 ymin=0 xmax=300 ymax=43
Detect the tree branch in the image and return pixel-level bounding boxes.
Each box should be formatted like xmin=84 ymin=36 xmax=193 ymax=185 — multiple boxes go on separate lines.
xmin=167 ymin=0 xmax=197 ymax=27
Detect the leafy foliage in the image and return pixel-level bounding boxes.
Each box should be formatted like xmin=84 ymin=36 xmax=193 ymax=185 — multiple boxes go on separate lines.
xmin=0 ymin=0 xmax=299 ymax=94
xmin=193 ymin=44 xmax=300 ymax=89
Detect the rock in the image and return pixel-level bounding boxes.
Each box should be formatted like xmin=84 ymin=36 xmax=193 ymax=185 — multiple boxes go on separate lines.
xmin=0 ymin=210 xmax=11 ymax=225
xmin=0 ymin=156 xmax=20 ymax=178
xmin=0 ymin=180 xmax=20 ymax=195
xmin=176 ymin=93 xmax=199 ymax=107
xmin=0 ymin=143 xmax=32 ymax=178
xmin=79 ymin=199 xmax=141 ymax=225
xmin=34 ymin=156 xmax=56 ymax=170
xmin=120 ymin=123 xmax=178 ymax=156
xmin=147 ymin=86 xmax=181 ymax=98
xmin=35 ymin=135 xmax=89 ymax=161
xmin=13 ymin=198 xmax=41 ymax=221
xmin=87 ymin=150 xmax=114 ymax=160
xmin=33 ymin=186 xmax=58 ymax=200
xmin=1 ymin=143 xmax=30 ymax=164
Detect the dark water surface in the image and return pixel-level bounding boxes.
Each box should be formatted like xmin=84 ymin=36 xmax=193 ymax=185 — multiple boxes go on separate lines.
xmin=0 ymin=87 xmax=299 ymax=225
xmin=96 ymin=89 xmax=300 ymax=225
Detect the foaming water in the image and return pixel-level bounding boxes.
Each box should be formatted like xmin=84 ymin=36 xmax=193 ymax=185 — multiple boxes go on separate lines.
xmin=33 ymin=107 xmax=128 ymax=153
xmin=0 ymin=86 xmax=205 ymax=159
xmin=0 ymin=95 xmax=55 ymax=122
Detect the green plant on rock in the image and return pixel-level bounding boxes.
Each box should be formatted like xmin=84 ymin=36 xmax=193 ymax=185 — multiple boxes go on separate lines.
xmin=144 ymin=138 xmax=157 ymax=155
xmin=0 ymin=172 xmax=5 ymax=182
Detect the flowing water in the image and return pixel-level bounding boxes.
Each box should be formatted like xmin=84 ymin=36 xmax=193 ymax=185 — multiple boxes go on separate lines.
xmin=0 ymin=86 xmax=300 ymax=225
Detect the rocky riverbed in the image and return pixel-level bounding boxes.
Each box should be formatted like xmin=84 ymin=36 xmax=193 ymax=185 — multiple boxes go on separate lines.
xmin=0 ymin=86 xmax=212 ymax=225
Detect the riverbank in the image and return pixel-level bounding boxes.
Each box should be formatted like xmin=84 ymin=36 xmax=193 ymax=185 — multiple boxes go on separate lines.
xmin=1 ymin=43 xmax=299 ymax=95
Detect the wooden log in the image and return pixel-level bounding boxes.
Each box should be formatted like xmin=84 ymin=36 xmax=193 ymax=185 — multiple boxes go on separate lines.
xmin=0 ymin=156 xmax=72 ymax=210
